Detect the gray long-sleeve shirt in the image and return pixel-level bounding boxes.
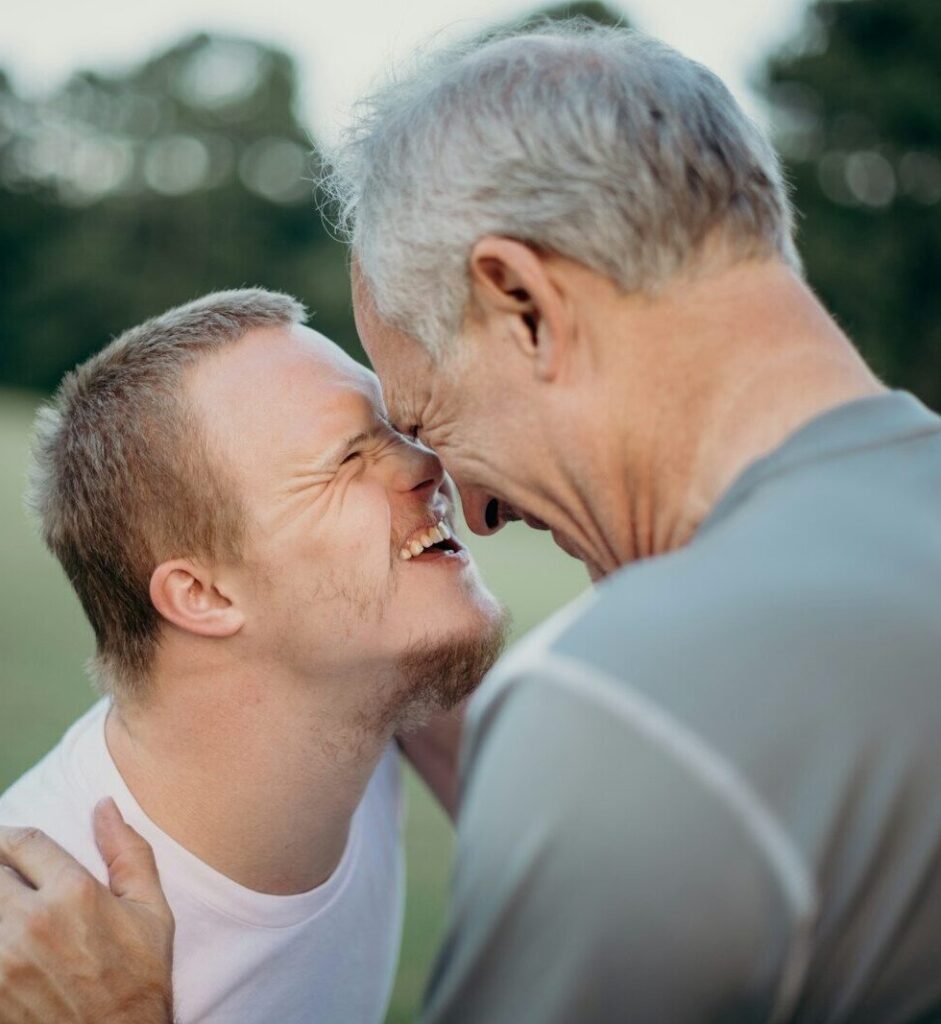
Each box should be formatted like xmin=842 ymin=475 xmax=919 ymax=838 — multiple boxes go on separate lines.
xmin=424 ymin=391 xmax=941 ymax=1024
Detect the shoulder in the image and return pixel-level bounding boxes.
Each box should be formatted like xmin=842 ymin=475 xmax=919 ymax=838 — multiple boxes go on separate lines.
xmin=481 ymin=463 xmax=941 ymax=726
xmin=0 ymin=762 xmax=104 ymax=884
xmin=446 ymin=665 xmax=814 ymax=1023
xmin=0 ymin=701 xmax=111 ymax=883
xmin=466 ymin=649 xmax=814 ymax=914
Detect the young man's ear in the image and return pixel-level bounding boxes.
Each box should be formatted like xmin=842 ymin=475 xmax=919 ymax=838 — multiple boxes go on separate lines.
xmin=468 ymin=236 xmax=572 ymax=382
xmin=149 ymin=559 xmax=244 ymax=638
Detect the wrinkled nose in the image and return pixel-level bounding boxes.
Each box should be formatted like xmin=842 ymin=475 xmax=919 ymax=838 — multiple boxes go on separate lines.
xmin=389 ymin=439 xmax=445 ymax=501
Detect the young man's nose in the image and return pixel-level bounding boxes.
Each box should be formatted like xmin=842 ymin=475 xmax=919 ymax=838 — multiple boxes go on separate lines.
xmin=389 ymin=439 xmax=445 ymax=497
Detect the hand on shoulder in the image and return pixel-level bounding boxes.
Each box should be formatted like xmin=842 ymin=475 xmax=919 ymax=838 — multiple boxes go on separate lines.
xmin=0 ymin=799 xmax=175 ymax=1024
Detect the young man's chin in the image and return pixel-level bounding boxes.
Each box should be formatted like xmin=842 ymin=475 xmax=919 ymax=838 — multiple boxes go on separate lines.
xmin=380 ymin=607 xmax=510 ymax=734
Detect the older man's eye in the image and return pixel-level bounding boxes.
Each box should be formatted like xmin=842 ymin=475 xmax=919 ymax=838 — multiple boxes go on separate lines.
xmin=341 ymin=450 xmax=361 ymax=465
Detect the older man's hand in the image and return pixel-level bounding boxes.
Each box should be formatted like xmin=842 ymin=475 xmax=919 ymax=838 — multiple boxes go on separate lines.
xmin=0 ymin=799 xmax=175 ymax=1024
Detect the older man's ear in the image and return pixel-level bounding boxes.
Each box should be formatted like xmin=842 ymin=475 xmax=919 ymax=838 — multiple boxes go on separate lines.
xmin=149 ymin=560 xmax=245 ymax=638
xmin=468 ymin=236 xmax=575 ymax=384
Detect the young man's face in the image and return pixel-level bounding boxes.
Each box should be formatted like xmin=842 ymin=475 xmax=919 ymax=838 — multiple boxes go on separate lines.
xmin=191 ymin=323 xmax=504 ymax=722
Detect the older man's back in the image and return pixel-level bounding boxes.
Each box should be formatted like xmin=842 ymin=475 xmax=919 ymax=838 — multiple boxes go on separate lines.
xmin=426 ymin=390 xmax=941 ymax=1024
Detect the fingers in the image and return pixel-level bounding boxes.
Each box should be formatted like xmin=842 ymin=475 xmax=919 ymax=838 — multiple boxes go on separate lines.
xmin=93 ymin=799 xmax=168 ymax=910
xmin=0 ymin=864 xmax=33 ymax=912
xmin=0 ymin=827 xmax=85 ymax=892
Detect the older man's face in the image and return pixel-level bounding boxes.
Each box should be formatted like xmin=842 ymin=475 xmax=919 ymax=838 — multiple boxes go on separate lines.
xmin=352 ymin=274 xmax=589 ymax=568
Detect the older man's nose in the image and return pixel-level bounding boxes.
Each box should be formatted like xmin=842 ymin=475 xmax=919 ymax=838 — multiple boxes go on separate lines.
xmin=460 ymin=488 xmax=506 ymax=537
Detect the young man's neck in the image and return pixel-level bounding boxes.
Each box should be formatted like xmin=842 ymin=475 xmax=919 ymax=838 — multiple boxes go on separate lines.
xmin=105 ymin=653 xmax=393 ymax=895
xmin=593 ymin=258 xmax=886 ymax=566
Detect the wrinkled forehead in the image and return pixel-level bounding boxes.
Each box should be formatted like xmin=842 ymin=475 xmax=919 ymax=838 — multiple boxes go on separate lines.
xmin=351 ymin=282 xmax=436 ymax=427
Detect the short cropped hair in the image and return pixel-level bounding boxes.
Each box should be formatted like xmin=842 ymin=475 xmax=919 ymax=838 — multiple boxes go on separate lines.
xmin=324 ymin=21 xmax=800 ymax=355
xmin=27 ymin=288 xmax=306 ymax=700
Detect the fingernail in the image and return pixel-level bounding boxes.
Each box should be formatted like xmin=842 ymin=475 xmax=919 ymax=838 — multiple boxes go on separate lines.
xmin=94 ymin=796 xmax=120 ymax=821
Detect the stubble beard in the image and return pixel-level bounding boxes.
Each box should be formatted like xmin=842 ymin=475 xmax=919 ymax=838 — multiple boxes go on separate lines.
xmin=364 ymin=605 xmax=511 ymax=736
xmin=308 ymin=553 xmax=510 ymax=736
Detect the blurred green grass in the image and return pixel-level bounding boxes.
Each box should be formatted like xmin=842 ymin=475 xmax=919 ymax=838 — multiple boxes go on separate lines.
xmin=0 ymin=388 xmax=586 ymax=1022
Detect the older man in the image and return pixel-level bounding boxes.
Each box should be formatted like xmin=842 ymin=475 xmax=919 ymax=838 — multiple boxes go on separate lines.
xmin=0 ymin=289 xmax=504 ymax=1023
xmin=3 ymin=22 xmax=941 ymax=1024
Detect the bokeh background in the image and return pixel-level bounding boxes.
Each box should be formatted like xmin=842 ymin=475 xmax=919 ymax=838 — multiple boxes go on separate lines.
xmin=0 ymin=0 xmax=938 ymax=1020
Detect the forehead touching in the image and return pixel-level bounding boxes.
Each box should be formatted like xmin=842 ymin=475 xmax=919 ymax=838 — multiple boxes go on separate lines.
xmin=352 ymin=270 xmax=434 ymax=431
xmin=190 ymin=322 xmax=385 ymax=477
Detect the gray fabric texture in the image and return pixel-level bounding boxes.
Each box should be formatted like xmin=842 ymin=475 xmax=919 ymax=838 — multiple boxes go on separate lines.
xmin=423 ymin=392 xmax=941 ymax=1024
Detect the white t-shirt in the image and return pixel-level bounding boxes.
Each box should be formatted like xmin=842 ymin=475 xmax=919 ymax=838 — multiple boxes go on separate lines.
xmin=0 ymin=699 xmax=405 ymax=1024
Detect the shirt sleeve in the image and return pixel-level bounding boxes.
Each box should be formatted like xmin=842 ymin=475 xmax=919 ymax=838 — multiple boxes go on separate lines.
xmin=420 ymin=666 xmax=806 ymax=1024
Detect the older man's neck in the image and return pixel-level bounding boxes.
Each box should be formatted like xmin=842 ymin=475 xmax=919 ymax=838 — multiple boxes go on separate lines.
xmin=597 ymin=259 xmax=885 ymax=566
xmin=105 ymin=656 xmax=392 ymax=896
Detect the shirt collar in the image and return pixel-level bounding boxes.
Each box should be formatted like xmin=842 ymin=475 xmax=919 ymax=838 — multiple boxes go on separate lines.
xmin=700 ymin=390 xmax=941 ymax=535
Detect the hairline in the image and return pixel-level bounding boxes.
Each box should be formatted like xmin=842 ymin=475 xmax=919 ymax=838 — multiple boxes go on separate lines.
xmin=28 ymin=288 xmax=307 ymax=700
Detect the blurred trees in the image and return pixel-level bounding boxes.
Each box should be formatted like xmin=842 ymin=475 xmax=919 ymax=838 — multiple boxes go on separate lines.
xmin=0 ymin=35 xmax=358 ymax=393
xmin=0 ymin=10 xmax=629 ymax=398
xmin=765 ymin=0 xmax=941 ymax=405
xmin=516 ymin=1 xmax=627 ymax=28
xmin=1 ymin=0 xmax=939 ymax=407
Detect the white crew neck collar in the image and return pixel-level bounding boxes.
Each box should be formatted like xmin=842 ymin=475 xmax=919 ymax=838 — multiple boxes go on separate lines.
xmin=73 ymin=699 xmax=365 ymax=930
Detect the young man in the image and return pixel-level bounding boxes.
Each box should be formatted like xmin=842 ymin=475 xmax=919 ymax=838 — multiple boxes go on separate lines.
xmin=0 ymin=289 xmax=505 ymax=1024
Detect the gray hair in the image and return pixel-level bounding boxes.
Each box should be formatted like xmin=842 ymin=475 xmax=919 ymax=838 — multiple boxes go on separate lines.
xmin=28 ymin=288 xmax=306 ymax=701
xmin=323 ymin=21 xmax=800 ymax=355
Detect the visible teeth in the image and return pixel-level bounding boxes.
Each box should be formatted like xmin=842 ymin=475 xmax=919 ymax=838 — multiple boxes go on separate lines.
xmin=400 ymin=521 xmax=455 ymax=562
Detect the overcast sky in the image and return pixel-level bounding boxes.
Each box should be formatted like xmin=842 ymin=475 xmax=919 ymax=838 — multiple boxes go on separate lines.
xmin=2 ymin=0 xmax=811 ymax=142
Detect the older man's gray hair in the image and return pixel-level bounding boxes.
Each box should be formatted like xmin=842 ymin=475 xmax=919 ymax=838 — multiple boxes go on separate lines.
xmin=324 ymin=21 xmax=800 ymax=355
